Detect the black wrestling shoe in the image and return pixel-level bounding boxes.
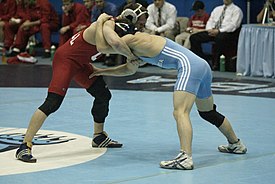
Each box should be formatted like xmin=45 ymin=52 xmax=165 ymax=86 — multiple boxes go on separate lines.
xmin=15 ymin=143 xmax=37 ymax=163
xmin=92 ymin=131 xmax=123 ymax=148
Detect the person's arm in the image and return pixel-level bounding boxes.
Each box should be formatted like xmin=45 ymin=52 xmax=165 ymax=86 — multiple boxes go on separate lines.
xmin=96 ymin=16 xmax=136 ymax=60
xmin=257 ymin=8 xmax=265 ymax=23
xmin=89 ymin=59 xmax=140 ymax=78
xmin=156 ymin=5 xmax=177 ymax=33
xmin=94 ymin=13 xmax=113 ymax=53
xmin=145 ymin=5 xmax=158 ymax=31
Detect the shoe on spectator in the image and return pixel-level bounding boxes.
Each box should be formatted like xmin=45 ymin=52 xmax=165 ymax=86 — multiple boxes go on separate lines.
xmin=92 ymin=131 xmax=123 ymax=148
xmin=160 ymin=151 xmax=194 ymax=170
xmin=218 ymin=139 xmax=247 ymax=154
xmin=15 ymin=143 xmax=37 ymax=163
xmin=7 ymin=48 xmax=20 ymax=57
xmin=17 ymin=52 xmax=38 ymax=63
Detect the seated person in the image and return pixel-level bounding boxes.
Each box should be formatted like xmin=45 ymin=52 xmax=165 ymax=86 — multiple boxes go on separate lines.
xmin=118 ymin=0 xmax=148 ymax=15
xmin=59 ymin=0 xmax=90 ymax=46
xmin=7 ymin=0 xmax=59 ymax=58
xmin=4 ymin=0 xmax=28 ymax=51
xmin=175 ymin=0 xmax=209 ymax=49
xmin=190 ymin=0 xmax=243 ymax=70
xmin=145 ymin=0 xmax=178 ymax=40
xmin=0 ymin=0 xmax=16 ymax=47
xmin=257 ymin=0 xmax=275 ymax=23
xmin=84 ymin=0 xmax=95 ymax=22
xmin=91 ymin=0 xmax=118 ymax=22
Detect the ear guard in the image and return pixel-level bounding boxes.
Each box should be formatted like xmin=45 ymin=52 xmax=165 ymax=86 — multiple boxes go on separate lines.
xmin=120 ymin=3 xmax=148 ymax=24
xmin=115 ymin=22 xmax=137 ymax=35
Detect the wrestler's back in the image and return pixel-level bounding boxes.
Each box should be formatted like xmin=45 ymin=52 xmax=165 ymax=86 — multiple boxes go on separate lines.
xmin=125 ymin=32 xmax=166 ymax=58
xmin=55 ymin=32 xmax=98 ymax=65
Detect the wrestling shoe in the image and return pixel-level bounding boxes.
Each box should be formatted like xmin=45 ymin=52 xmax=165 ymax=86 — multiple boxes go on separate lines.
xmin=218 ymin=139 xmax=247 ymax=154
xmin=160 ymin=151 xmax=194 ymax=170
xmin=92 ymin=131 xmax=123 ymax=148
xmin=15 ymin=143 xmax=37 ymax=163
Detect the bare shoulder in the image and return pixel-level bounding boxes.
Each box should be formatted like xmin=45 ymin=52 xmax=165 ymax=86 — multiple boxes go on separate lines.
xmin=83 ymin=22 xmax=97 ymax=45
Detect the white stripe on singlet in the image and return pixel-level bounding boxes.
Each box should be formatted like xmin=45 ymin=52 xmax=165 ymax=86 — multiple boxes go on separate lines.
xmin=163 ymin=46 xmax=191 ymax=90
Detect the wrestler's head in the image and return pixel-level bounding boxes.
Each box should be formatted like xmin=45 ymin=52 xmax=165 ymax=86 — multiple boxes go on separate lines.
xmin=114 ymin=19 xmax=137 ymax=37
xmin=120 ymin=3 xmax=148 ymax=31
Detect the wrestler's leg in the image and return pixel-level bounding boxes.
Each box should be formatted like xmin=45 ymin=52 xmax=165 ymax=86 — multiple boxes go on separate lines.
xmin=196 ymin=96 xmax=238 ymax=143
xmin=73 ymin=65 xmax=122 ymax=148
xmin=159 ymin=91 xmax=195 ymax=170
xmin=196 ymin=96 xmax=247 ymax=154
xmin=16 ymin=54 xmax=75 ymax=162
xmin=173 ymin=91 xmax=196 ymax=155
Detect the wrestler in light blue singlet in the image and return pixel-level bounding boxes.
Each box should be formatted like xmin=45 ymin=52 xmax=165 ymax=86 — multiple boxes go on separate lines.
xmin=139 ymin=38 xmax=212 ymax=99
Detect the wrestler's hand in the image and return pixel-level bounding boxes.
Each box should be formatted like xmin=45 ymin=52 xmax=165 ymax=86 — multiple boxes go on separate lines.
xmin=97 ymin=13 xmax=113 ymax=23
xmin=89 ymin=65 xmax=103 ymax=79
xmin=127 ymin=58 xmax=141 ymax=67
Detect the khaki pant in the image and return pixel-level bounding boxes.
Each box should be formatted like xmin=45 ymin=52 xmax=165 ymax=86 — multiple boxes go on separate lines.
xmin=144 ymin=28 xmax=178 ymax=41
xmin=175 ymin=32 xmax=191 ymax=49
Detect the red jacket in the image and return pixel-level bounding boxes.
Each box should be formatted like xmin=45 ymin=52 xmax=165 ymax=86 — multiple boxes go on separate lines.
xmin=0 ymin=0 xmax=16 ymax=21
xmin=13 ymin=0 xmax=28 ymax=21
xmin=62 ymin=3 xmax=90 ymax=31
xmin=27 ymin=0 xmax=59 ymax=26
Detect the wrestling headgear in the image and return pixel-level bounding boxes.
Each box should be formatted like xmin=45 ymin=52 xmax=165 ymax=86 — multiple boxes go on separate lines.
xmin=120 ymin=3 xmax=148 ymax=24
xmin=115 ymin=19 xmax=137 ymax=37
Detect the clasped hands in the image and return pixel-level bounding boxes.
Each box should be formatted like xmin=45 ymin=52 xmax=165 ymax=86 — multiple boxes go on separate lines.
xmin=207 ymin=29 xmax=219 ymax=37
xmin=88 ymin=57 xmax=140 ymax=79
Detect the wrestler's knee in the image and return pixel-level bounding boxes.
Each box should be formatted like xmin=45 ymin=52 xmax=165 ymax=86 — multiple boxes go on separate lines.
xmin=198 ymin=104 xmax=225 ymax=128
xmin=86 ymin=77 xmax=112 ymax=123
xmin=38 ymin=92 xmax=64 ymax=116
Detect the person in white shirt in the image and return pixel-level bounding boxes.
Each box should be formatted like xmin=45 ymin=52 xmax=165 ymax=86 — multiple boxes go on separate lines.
xmin=190 ymin=0 xmax=243 ymax=70
xmin=145 ymin=0 xmax=178 ymax=40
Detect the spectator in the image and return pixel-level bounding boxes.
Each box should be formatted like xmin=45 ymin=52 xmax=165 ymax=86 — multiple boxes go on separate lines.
xmin=91 ymin=0 xmax=118 ymax=22
xmin=145 ymin=0 xmax=178 ymax=40
xmin=0 ymin=0 xmax=16 ymax=47
xmin=118 ymin=0 xmax=149 ymax=14
xmin=257 ymin=0 xmax=275 ymax=23
xmin=175 ymin=1 xmax=209 ymax=49
xmin=59 ymin=0 xmax=90 ymax=46
xmin=76 ymin=0 xmax=95 ymax=32
xmin=3 ymin=0 xmax=28 ymax=51
xmin=83 ymin=0 xmax=95 ymax=19
xmin=190 ymin=0 xmax=243 ymax=70
xmin=6 ymin=0 xmax=59 ymax=58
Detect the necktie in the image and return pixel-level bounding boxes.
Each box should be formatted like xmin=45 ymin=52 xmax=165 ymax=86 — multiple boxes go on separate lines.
xmin=215 ymin=6 xmax=227 ymax=29
xmin=158 ymin=8 xmax=162 ymax=26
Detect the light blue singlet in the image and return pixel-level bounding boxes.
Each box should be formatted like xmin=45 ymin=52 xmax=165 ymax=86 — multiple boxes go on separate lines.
xmin=139 ymin=38 xmax=212 ymax=99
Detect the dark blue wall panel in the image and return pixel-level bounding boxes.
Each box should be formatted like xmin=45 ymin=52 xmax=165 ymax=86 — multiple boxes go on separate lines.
xmin=49 ymin=0 xmax=263 ymax=23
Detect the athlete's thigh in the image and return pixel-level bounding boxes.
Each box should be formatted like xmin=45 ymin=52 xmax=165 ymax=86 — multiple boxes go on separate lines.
xmin=73 ymin=63 xmax=96 ymax=89
xmin=173 ymin=91 xmax=196 ymax=112
xmin=48 ymin=58 xmax=77 ymax=96
xmin=195 ymin=96 xmax=214 ymax=112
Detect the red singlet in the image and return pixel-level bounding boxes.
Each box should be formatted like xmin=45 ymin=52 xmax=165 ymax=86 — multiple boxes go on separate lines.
xmin=48 ymin=31 xmax=99 ymax=96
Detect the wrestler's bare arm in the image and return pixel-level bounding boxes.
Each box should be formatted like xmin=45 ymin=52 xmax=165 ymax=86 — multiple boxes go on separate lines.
xmin=94 ymin=14 xmax=115 ymax=53
xmin=101 ymin=20 xmax=136 ymax=60
xmin=89 ymin=59 xmax=139 ymax=78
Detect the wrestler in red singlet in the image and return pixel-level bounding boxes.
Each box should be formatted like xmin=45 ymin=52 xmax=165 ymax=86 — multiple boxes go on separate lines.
xmin=49 ymin=31 xmax=99 ymax=96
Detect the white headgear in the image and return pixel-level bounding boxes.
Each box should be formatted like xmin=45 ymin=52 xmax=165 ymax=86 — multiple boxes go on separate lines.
xmin=120 ymin=3 xmax=148 ymax=24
